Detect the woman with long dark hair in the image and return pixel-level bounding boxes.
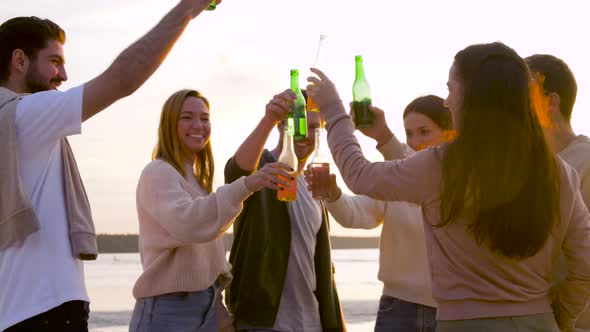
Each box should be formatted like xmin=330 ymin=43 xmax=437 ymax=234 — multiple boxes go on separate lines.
xmin=307 ymin=42 xmax=590 ymax=331
xmin=307 ymin=95 xmax=452 ymax=332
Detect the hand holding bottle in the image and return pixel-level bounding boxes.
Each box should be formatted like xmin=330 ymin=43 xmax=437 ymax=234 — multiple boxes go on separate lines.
xmin=304 ymin=167 xmax=341 ymax=202
xmin=181 ymin=0 xmax=222 ymax=17
xmin=244 ymin=162 xmax=294 ymax=192
xmin=277 ymin=126 xmax=299 ymax=201
xmin=205 ymin=0 xmax=218 ymax=10
xmin=306 ymin=68 xmax=342 ymax=114
xmin=264 ymin=89 xmax=296 ymax=125
xmin=349 ymin=103 xmax=393 ymax=146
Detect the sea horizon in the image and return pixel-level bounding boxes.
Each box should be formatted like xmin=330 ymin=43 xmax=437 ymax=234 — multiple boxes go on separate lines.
xmin=86 ymin=249 xmax=381 ymax=332
xmin=95 ymin=234 xmax=380 ymax=253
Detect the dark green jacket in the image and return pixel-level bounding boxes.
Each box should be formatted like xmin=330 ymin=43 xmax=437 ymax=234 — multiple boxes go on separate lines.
xmin=224 ymin=150 xmax=345 ymax=331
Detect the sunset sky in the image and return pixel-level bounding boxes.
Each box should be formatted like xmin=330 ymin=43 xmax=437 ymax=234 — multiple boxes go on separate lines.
xmin=3 ymin=0 xmax=590 ymax=236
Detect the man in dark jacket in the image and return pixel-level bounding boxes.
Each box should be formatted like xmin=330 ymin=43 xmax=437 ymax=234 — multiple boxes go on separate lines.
xmin=225 ymin=89 xmax=345 ymax=332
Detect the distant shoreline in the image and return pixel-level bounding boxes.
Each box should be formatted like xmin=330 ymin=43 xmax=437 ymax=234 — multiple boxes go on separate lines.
xmin=97 ymin=234 xmax=379 ymax=253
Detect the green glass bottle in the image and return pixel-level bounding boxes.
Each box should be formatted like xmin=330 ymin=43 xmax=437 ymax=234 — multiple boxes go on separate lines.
xmin=206 ymin=1 xmax=216 ymax=10
xmin=352 ymin=55 xmax=373 ymax=128
xmin=289 ymin=69 xmax=308 ymax=140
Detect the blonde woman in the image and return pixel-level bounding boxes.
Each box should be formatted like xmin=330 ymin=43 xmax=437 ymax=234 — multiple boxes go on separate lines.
xmin=129 ymin=89 xmax=294 ymax=332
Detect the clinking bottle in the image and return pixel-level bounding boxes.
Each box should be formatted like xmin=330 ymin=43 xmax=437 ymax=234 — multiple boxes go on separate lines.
xmin=277 ymin=125 xmax=298 ymax=201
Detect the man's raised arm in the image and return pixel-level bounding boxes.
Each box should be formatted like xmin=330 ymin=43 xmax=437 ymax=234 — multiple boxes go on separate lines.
xmin=82 ymin=0 xmax=220 ymax=121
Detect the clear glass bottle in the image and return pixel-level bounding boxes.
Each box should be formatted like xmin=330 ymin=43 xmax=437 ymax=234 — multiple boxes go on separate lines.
xmin=277 ymin=126 xmax=298 ymax=201
xmin=308 ymin=127 xmax=331 ymax=200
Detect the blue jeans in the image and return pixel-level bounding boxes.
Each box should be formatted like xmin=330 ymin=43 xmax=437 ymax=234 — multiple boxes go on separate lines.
xmin=375 ymin=295 xmax=437 ymax=332
xmin=129 ymin=283 xmax=218 ymax=332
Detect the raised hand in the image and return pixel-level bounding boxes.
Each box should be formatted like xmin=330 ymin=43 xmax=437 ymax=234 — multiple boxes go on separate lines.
xmin=304 ymin=165 xmax=342 ymax=202
xmin=305 ymin=68 xmax=342 ymax=110
xmin=264 ymin=89 xmax=296 ymax=124
xmin=349 ymin=102 xmax=393 ymax=146
xmin=180 ymin=0 xmax=223 ymax=18
xmin=244 ymin=162 xmax=295 ymax=192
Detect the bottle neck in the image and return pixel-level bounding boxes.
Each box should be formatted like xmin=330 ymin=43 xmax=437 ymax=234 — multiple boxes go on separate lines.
xmin=311 ymin=128 xmax=325 ymax=163
xmin=355 ymin=60 xmax=366 ymax=81
xmin=313 ymin=128 xmax=321 ymax=154
xmin=355 ymin=58 xmax=365 ymax=81
xmin=291 ymin=73 xmax=301 ymax=92
xmin=282 ymin=128 xmax=295 ymax=153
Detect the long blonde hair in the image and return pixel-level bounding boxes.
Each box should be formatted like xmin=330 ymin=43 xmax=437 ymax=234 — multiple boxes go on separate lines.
xmin=152 ymin=89 xmax=214 ymax=193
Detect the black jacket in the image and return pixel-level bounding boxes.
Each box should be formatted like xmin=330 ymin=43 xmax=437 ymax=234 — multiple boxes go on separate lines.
xmin=224 ymin=150 xmax=345 ymax=331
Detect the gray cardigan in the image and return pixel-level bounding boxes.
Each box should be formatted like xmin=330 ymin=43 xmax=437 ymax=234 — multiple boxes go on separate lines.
xmin=0 ymin=87 xmax=97 ymax=260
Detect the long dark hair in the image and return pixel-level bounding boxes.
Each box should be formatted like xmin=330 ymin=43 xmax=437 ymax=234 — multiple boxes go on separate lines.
xmin=440 ymin=42 xmax=560 ymax=260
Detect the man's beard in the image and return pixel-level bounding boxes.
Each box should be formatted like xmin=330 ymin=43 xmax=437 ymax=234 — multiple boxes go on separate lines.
xmin=24 ymin=63 xmax=57 ymax=93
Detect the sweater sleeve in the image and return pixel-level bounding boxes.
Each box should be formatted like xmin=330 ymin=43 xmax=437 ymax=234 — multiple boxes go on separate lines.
xmin=138 ymin=162 xmax=253 ymax=244
xmin=323 ymin=100 xmax=440 ymax=205
xmin=580 ymin=171 xmax=590 ymax=210
xmin=554 ymin=187 xmax=590 ymax=330
xmin=325 ymin=193 xmax=385 ymax=229
xmin=377 ymin=136 xmax=414 ymax=161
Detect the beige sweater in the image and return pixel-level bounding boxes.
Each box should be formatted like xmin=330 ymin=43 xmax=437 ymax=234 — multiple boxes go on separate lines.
xmin=0 ymin=90 xmax=39 ymax=249
xmin=0 ymin=87 xmax=97 ymax=260
xmin=559 ymin=135 xmax=590 ymax=331
xmin=326 ymin=138 xmax=436 ymax=307
xmin=133 ymin=160 xmax=252 ymax=331
xmin=560 ymin=135 xmax=590 ymax=209
xmin=321 ymin=99 xmax=590 ymax=328
xmin=133 ymin=159 xmax=252 ymax=299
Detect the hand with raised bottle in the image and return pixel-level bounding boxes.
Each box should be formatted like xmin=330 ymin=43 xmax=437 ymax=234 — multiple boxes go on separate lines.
xmin=304 ymin=167 xmax=342 ymax=202
xmin=349 ymin=103 xmax=393 ymax=147
xmin=305 ymin=68 xmax=342 ymax=114
xmin=180 ymin=0 xmax=223 ymax=18
xmin=263 ymin=89 xmax=296 ymax=125
xmin=244 ymin=162 xmax=294 ymax=193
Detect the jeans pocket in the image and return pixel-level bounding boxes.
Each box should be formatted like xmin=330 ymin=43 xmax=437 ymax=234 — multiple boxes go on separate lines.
xmin=197 ymin=286 xmax=217 ymax=329
xmin=150 ymin=288 xmax=215 ymax=331
xmin=129 ymin=299 xmax=147 ymax=332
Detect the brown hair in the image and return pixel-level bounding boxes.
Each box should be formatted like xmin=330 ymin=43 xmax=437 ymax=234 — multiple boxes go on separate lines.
xmin=0 ymin=16 xmax=65 ymax=82
xmin=403 ymin=95 xmax=452 ymax=130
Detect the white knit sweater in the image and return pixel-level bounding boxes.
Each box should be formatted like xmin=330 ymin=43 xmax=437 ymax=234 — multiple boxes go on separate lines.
xmin=133 ymin=159 xmax=251 ymax=297
xmin=325 ymin=138 xmax=436 ymax=307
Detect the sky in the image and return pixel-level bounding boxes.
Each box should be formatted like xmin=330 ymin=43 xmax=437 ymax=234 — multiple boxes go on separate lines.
xmin=2 ymin=0 xmax=590 ymax=236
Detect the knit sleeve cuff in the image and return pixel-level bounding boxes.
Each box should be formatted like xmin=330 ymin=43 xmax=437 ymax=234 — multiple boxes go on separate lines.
xmin=324 ymin=192 xmax=348 ymax=212
xmin=222 ymin=176 xmax=253 ymax=206
xmin=319 ymin=99 xmax=350 ymax=129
